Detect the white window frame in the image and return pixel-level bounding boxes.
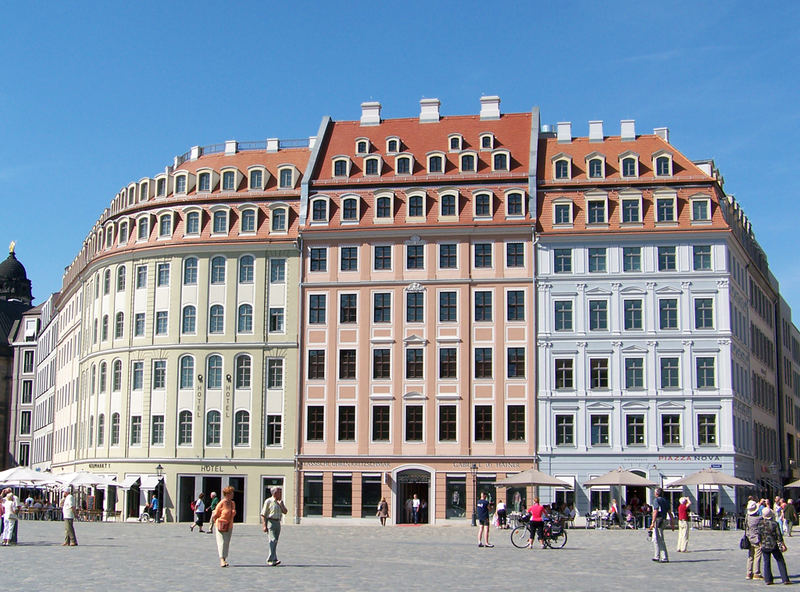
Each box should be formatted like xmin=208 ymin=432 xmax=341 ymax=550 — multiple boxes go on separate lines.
xmin=479 ymin=133 xmax=494 ymax=151
xmin=438 ymin=191 xmax=459 ymax=221
xmin=309 ymin=196 xmax=330 ymax=224
xmin=406 ymin=192 xmax=426 ymax=223
xmin=247 ymin=165 xmax=268 ymax=191
xmin=136 ymin=215 xmax=151 ymax=242
xmin=138 ymin=180 xmax=151 ymax=202
xmin=173 ymin=172 xmax=193 ymax=195
xmin=618 ymin=190 xmax=643 ymax=225
xmin=652 ymin=150 xmax=674 ymax=177
xmin=340 ymin=194 xmax=360 ymax=224
xmin=277 ymin=165 xmax=296 ymax=189
xmin=332 ymin=156 xmax=351 ymax=178
xmin=220 ymin=166 xmax=242 ymax=192
xmin=394 ymin=153 xmax=414 ymax=175
xmin=157 ymin=211 xmax=173 ymax=239
xmin=618 ymin=151 xmax=640 ymax=178
xmin=269 ymin=203 xmax=289 ymax=234
xmin=491 ymin=149 xmax=510 ymax=172
xmin=585 ymin=191 xmax=609 ymax=225
xmin=238 ymin=204 xmax=258 ymax=235
xmin=585 ymin=152 xmax=606 ymax=179
xmin=426 ymin=151 xmax=446 ymax=174
xmin=552 ymin=198 xmax=574 ymax=227
xmin=459 ymin=150 xmax=478 ymax=173
xmin=182 ymin=206 xmax=202 ymax=237
xmin=373 ymin=191 xmax=394 ymax=223
xmin=385 ymin=136 xmax=401 ymax=153
xmin=552 ymin=153 xmax=572 ymax=180
xmin=654 ymin=191 xmax=678 ymax=224
xmin=447 ymin=133 xmax=463 ymax=152
xmin=504 ymin=189 xmax=526 ymax=219
xmin=209 ymin=205 xmax=230 ymax=236
xmin=363 ymin=156 xmax=382 ymax=176
xmin=355 ymin=137 xmax=370 ymax=155
xmin=153 ymin=174 xmax=169 ymax=197
xmin=689 ymin=194 xmax=712 ymax=223
xmin=472 ymin=189 xmax=493 ymax=220
xmin=196 ymin=167 xmax=216 ymax=193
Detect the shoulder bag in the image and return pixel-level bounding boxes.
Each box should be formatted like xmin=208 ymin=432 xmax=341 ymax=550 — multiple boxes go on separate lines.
xmin=739 ymin=533 xmax=751 ymax=550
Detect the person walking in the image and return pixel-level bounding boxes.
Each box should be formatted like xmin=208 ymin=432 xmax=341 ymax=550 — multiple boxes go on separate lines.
xmin=476 ymin=492 xmax=493 ymax=548
xmin=377 ymin=497 xmax=389 ymax=526
xmin=758 ymin=507 xmax=792 ymax=585
xmin=151 ymin=495 xmax=160 ymax=523
xmin=210 ymin=486 xmax=236 ymax=568
xmin=1 ymin=492 xmax=18 ymax=545
xmin=785 ymin=499 xmax=798 ymax=537
xmin=648 ymin=488 xmax=671 ymax=563
xmin=746 ymin=500 xmax=763 ymax=580
xmin=190 ymin=493 xmax=206 ymax=532
xmin=61 ymin=488 xmax=78 ymax=546
xmin=676 ymin=497 xmax=691 ymax=552
xmin=411 ymin=494 xmax=421 ymax=524
xmin=207 ymin=492 xmax=220 ymax=534
xmin=260 ymin=486 xmax=288 ymax=566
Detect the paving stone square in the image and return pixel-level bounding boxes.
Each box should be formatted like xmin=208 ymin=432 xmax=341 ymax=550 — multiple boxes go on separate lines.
xmin=3 ymin=520 xmax=799 ymax=591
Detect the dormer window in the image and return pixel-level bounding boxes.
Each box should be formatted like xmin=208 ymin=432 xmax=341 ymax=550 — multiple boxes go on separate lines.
xmin=620 ymin=154 xmax=639 ymax=178
xmin=364 ymin=156 xmax=381 ymax=176
xmin=158 ymin=213 xmax=173 ymax=238
xmin=506 ymin=191 xmax=524 ymax=218
xmin=395 ymin=155 xmax=412 ymax=175
xmin=407 ymin=194 xmax=425 ymax=220
xmin=492 ymin=150 xmax=509 ymax=171
xmin=156 ymin=177 xmax=166 ymax=197
xmin=427 ymin=153 xmax=444 ymax=174
xmin=119 ymin=221 xmax=129 ymax=244
xmin=175 ymin=175 xmax=187 ymax=194
xmin=460 ymin=152 xmax=476 ymax=173
xmin=127 ymin=188 xmax=135 ymax=206
xmin=139 ymin=183 xmax=149 ymax=201
xmin=278 ymin=167 xmax=295 ymax=189
xmin=248 ymin=167 xmax=265 ymax=190
xmin=137 ymin=216 xmax=150 ymax=241
xmin=588 ymin=158 xmax=604 ymax=178
xmin=211 ymin=209 xmax=229 ymax=234
xmin=448 ymin=134 xmax=463 ymax=151
xmin=653 ymin=151 xmax=673 ymax=177
xmin=553 ymin=200 xmax=573 ymax=225
xmin=474 ymin=193 xmax=492 ymax=218
xmin=690 ymin=194 xmax=711 ymax=222
xmin=310 ymin=197 xmax=329 ymax=223
xmin=585 ymin=193 xmax=609 ymax=225
xmin=619 ymin=191 xmax=643 ymax=224
xmin=554 ymin=159 xmax=570 ymax=180
xmin=341 ymin=196 xmax=359 ymax=222
xmin=356 ymin=139 xmax=369 ymax=154
xmin=480 ymin=133 xmax=494 ymax=150
xmin=184 ymin=210 xmax=201 ymax=235
xmin=270 ymin=205 xmax=288 ymax=232
xmin=655 ymin=192 xmax=678 ymax=223
xmin=105 ymin=227 xmax=114 ymax=249
xmin=439 ymin=193 xmax=458 ymax=218
xmin=198 ymin=172 xmax=211 ymax=192
xmin=222 ymin=171 xmax=236 ymax=191
xmin=374 ymin=193 xmax=393 ymax=220
xmin=386 ymin=137 xmax=400 ymax=153
xmin=333 ymin=158 xmax=350 ymax=178
xmin=240 ymin=208 xmax=257 ymax=233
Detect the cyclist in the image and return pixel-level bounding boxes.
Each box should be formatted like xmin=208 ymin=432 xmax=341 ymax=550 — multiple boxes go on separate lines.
xmin=526 ymin=497 xmax=548 ymax=549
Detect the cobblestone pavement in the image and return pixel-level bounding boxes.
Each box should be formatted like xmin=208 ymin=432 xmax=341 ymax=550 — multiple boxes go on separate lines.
xmin=3 ymin=521 xmax=800 ymax=591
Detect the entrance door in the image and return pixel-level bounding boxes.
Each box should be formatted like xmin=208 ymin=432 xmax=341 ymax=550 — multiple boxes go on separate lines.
xmin=126 ymin=483 xmax=141 ymax=519
xmin=396 ymin=470 xmax=430 ymax=524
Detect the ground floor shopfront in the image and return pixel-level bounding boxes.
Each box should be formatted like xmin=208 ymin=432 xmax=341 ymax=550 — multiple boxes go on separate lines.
xmin=539 ymin=452 xmax=756 ymax=516
xmin=296 ymin=457 xmax=536 ymax=525
xmin=64 ymin=459 xmax=295 ymax=524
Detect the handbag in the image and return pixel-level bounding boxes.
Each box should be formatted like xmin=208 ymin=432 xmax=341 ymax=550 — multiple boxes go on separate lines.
xmin=780 ymin=542 xmax=788 ymax=553
xmin=739 ymin=534 xmax=751 ymax=550
xmin=216 ymin=518 xmax=231 ymax=532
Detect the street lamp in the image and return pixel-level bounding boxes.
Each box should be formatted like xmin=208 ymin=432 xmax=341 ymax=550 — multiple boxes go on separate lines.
xmin=471 ymin=463 xmax=478 ymax=527
xmin=155 ymin=464 xmax=164 ymax=477
xmin=154 ymin=464 xmax=164 ymax=523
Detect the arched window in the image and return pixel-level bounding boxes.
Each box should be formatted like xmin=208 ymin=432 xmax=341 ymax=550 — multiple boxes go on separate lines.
xmin=493 ymin=152 xmax=508 ymax=171
xmin=461 ymin=154 xmax=475 ymax=172
xmin=114 ymin=312 xmax=124 ymax=338
xmin=112 ymin=359 xmax=122 ymax=391
xmin=333 ymin=159 xmax=348 ymax=177
xmin=342 ymin=197 xmax=358 ymax=221
xmin=408 ymin=195 xmax=424 ymax=218
xmin=212 ymin=210 xmax=228 ymax=233
xmin=222 ymin=170 xmax=236 ymax=191
xmin=198 ymin=171 xmax=211 ymax=192
xmin=175 ymin=175 xmax=187 ymax=194
xmin=97 ymin=414 xmax=105 ymax=446
xmin=209 ymin=305 xmax=224 ymax=334
xmin=137 ymin=217 xmax=150 ymax=240
xmin=185 ymin=211 xmax=200 ymax=235
xmin=116 ymin=267 xmax=126 ymax=291
xmin=396 ymin=156 xmax=411 ymax=174
xmin=159 ymin=214 xmax=172 ymax=237
xmin=241 ymin=209 xmax=256 ymax=232
xmin=183 ymin=257 xmax=198 ymax=285
xmin=555 ymin=160 xmax=569 ymax=179
xmin=235 ymin=355 xmax=251 ymax=389
xmin=99 ymin=362 xmax=107 ymax=392
xmin=656 ymin=156 xmax=671 ymax=176
xmin=103 ymin=270 xmax=111 ymax=294
xmin=622 ymin=157 xmax=637 ymax=177
xmin=237 ymin=304 xmax=253 ymax=333
xmin=239 ymin=255 xmax=254 ymax=283
xmin=234 ymin=410 xmax=250 ymax=446
xmin=207 ymin=355 xmax=223 ymax=389
xmin=475 ymin=193 xmax=492 ymax=217
xmin=271 ymin=207 xmax=287 ymax=232
xmin=206 ymin=410 xmax=221 ymax=446
xmin=210 ymin=256 xmax=226 ymax=284
xmin=179 ymin=356 xmax=194 ymax=389
xmin=311 ymin=199 xmax=327 ymax=222
xmin=181 ymin=305 xmax=196 ymax=334
xmin=365 ymin=157 xmax=379 ymax=175
xmin=376 ymin=196 xmax=391 ymax=218
xmin=111 ymin=413 xmax=120 ymax=446
xmin=178 ymin=410 xmax=192 ymax=445
xmin=118 ymin=222 xmax=128 ymax=244
xmin=249 ymin=169 xmax=263 ymax=190
xmin=428 ymin=155 xmax=443 ymax=173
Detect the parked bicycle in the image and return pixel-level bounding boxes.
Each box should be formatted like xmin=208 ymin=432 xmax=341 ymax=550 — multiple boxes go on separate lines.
xmin=511 ymin=513 xmax=568 ymax=549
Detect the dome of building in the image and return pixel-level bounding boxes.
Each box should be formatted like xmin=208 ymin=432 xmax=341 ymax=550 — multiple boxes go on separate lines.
xmin=0 ymin=242 xmax=33 ymax=304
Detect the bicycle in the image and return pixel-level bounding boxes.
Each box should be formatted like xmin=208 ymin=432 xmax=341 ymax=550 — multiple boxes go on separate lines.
xmin=511 ymin=514 xmax=568 ymax=549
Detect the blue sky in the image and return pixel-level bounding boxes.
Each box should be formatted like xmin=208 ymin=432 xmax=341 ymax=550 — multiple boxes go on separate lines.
xmin=1 ymin=1 xmax=798 ymax=312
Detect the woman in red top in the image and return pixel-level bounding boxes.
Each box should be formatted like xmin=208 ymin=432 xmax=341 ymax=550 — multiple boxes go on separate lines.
xmin=676 ymin=497 xmax=691 ymax=552
xmin=526 ymin=497 xmax=548 ymax=548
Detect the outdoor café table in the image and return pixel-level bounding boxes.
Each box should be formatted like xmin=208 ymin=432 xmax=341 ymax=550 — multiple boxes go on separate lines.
xmin=691 ymin=514 xmax=704 ymax=530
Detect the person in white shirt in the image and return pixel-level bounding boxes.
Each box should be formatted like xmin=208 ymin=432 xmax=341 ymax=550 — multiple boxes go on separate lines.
xmin=260 ymin=487 xmax=288 ymax=566
xmin=411 ymin=494 xmax=421 ymax=524
xmin=2 ymin=493 xmax=18 ymax=545
xmin=62 ymin=489 xmax=78 ymax=546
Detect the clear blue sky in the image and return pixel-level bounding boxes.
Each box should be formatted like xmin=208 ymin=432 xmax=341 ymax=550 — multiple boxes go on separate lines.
xmin=1 ymin=1 xmax=798 ymax=313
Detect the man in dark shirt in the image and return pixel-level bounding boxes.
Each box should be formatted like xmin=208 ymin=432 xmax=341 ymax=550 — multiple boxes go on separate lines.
xmin=476 ymin=492 xmax=494 ymax=548
xmin=648 ymin=488 xmax=672 ymax=563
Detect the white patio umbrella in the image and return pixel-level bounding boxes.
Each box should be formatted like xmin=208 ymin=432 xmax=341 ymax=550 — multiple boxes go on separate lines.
xmin=0 ymin=467 xmax=55 ymax=486
xmin=666 ymin=469 xmax=754 ymax=526
xmin=495 ymin=468 xmax=573 ymax=488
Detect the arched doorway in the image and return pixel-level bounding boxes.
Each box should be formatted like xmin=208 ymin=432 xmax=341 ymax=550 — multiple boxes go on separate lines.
xmin=396 ymin=469 xmax=430 ymax=524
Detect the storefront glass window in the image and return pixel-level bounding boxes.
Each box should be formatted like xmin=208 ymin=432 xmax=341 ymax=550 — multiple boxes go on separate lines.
xmin=445 ymin=475 xmax=466 ymax=519
xmin=476 ymin=476 xmax=496 ymax=504
xmin=505 ymin=487 xmax=527 ymax=513
xmin=332 ymin=475 xmax=353 ymax=517
xmin=303 ymin=474 xmax=323 ymax=517
xmin=360 ymin=475 xmax=383 ymax=518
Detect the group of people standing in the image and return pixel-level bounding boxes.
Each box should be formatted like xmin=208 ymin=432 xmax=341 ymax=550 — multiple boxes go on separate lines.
xmin=745 ymin=497 xmax=795 ymax=585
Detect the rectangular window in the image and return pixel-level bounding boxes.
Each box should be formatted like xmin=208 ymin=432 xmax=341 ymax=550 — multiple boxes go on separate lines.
xmin=507 ymin=347 xmax=526 ymax=378
xmin=694 ymin=298 xmax=714 ymax=329
xmin=269 ymin=259 xmax=286 ymax=283
xmin=439 ymin=291 xmax=457 ymax=322
xmin=405 ymin=405 xmax=423 ymax=441
xmin=587 ymin=200 xmax=606 ymax=224
xmin=267 ymin=359 xmax=284 ymax=389
xmin=339 ymin=349 xmax=356 ymax=380
xmin=553 ymin=249 xmax=572 ymax=273
xmin=475 ymin=348 xmax=493 ymax=379
xmin=310 ymin=248 xmax=327 ymax=272
xmin=151 ymin=415 xmax=165 ymax=445
xmin=406 ymin=245 xmax=424 ymax=269
xmin=308 ymin=350 xmax=325 ymax=380
xmin=507 ymin=290 xmax=525 ymax=321
xmin=555 ymin=415 xmax=574 ymax=446
xmin=20 ymin=410 xmax=31 ymax=435
xmin=693 ymin=245 xmax=712 ymax=271
xmin=21 ymin=380 xmax=33 ymax=404
xmin=439 ymin=348 xmax=457 ymax=379
xmin=155 ymin=311 xmax=168 ymax=335
xmin=656 ymin=197 xmax=675 ymax=222
xmin=338 ymin=406 xmax=356 ymax=441
xmin=625 ymin=358 xmax=644 ymax=389
xmin=372 ymin=406 xmax=390 ymax=441
xmin=657 ymin=246 xmax=677 ymax=271
xmin=589 ymin=358 xmax=609 ymax=389
xmin=131 ymin=361 xmax=144 ymax=390
xmin=373 ymin=293 xmax=391 ymax=323
xmin=554 ymin=301 xmax=573 ymax=331
xmin=130 ymin=416 xmax=142 ymax=445
xmin=692 ymin=199 xmax=710 ymax=221
xmin=309 ymin=294 xmax=327 ymax=324
xmin=474 ymin=405 xmax=493 ymax=441
xmin=374 ymin=245 xmax=392 ymax=270
xmin=156 ymin=263 xmax=169 ymax=286
xmin=267 ymin=415 xmax=282 ymax=446
xmin=474 ymin=291 xmax=492 ymax=322
xmin=590 ymin=414 xmax=610 ymax=446
xmin=697 ymin=414 xmax=717 ymax=446
xmin=588 ymin=248 xmax=606 ymax=273
xmin=555 ymin=359 xmax=574 ymax=389
xmin=589 ymin=300 xmax=608 ymax=331
xmin=439 ymin=244 xmax=457 ymax=269
xmin=623 ymin=246 xmax=641 ymax=272
xmin=659 ymin=299 xmax=678 ymax=330
xmin=474 ymin=243 xmax=493 ymax=268
xmin=405 ymin=348 xmax=424 ymax=379
xmin=372 ymin=349 xmax=391 ymax=379
xmin=23 ymin=350 xmax=34 ymax=373
xmin=661 ymin=414 xmax=681 ymax=446
xmin=506 ymin=242 xmax=524 ymax=267
xmin=406 ymin=292 xmax=424 ymax=323
xmin=626 ymin=415 xmax=645 ymax=446
xmin=623 ymin=299 xmax=643 ymax=330
xmin=152 ymin=360 xmax=166 ymax=389
xmin=339 ymin=294 xmax=357 ymax=324
xmin=696 ymin=357 xmax=716 ymax=388
xmin=135 ymin=265 xmax=147 ymax=288
xmin=306 ymin=406 xmax=324 ymax=441
xmin=268 ymin=308 xmax=284 ymax=332
xmin=621 ymin=198 xmax=641 ymax=223
xmin=439 ymin=405 xmax=457 ymax=441
xmin=340 ymin=246 xmax=358 ymax=271
xmin=554 ymin=203 xmax=571 ymax=224
xmin=507 ymin=405 xmax=525 ymax=441
xmin=660 ymin=357 xmax=680 ymax=389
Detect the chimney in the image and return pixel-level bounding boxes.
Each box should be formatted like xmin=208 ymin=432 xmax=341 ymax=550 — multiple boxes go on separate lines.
xmin=654 ymin=127 xmax=669 ymax=143
xmin=190 ymin=145 xmax=201 ymax=160
xmin=308 ymin=135 xmax=317 ymax=149
xmin=556 ymin=122 xmax=572 ymax=143
xmin=620 ymin=120 xmax=636 ymax=141
xmin=419 ymin=98 xmax=440 ymax=123
xmin=695 ymin=161 xmax=713 ymax=177
xmin=266 ymin=138 xmax=279 ymax=153
xmin=360 ymin=101 xmax=381 ymax=126
xmin=589 ymin=120 xmax=603 ymax=142
xmin=225 ymin=140 xmax=238 ymax=155
xmin=479 ymin=95 xmax=501 ymax=120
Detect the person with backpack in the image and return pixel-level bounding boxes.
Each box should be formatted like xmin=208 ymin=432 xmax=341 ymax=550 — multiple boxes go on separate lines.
xmin=758 ymin=507 xmax=792 ymax=585
xmin=647 ymin=488 xmax=672 ymax=563
xmin=211 ymin=486 xmax=236 ymax=567
xmin=190 ymin=493 xmax=206 ymax=532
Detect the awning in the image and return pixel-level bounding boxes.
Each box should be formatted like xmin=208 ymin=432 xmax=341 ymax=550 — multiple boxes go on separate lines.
xmin=662 ymin=476 xmax=684 ymax=490
xmin=554 ymin=475 xmax=575 ymax=489
xmin=140 ymin=475 xmax=163 ymax=491
xmin=117 ymin=475 xmax=140 ymax=490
